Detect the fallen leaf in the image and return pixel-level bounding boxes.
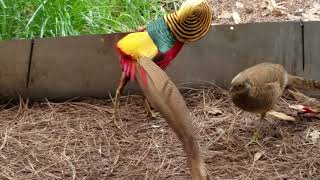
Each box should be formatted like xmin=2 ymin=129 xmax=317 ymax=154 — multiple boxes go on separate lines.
xmin=236 ymin=2 xmax=244 ymax=9
xmin=206 ymin=106 xmax=222 ymax=116
xmin=260 ymin=1 xmax=268 ymax=9
xmin=297 ymin=8 xmax=304 ymax=13
xmin=272 ymin=9 xmax=287 ymax=17
xmin=245 ymin=8 xmax=254 ymax=14
xmin=268 ymin=0 xmax=286 ymax=10
xmin=310 ymin=130 xmax=320 ymax=143
xmin=218 ymin=11 xmax=232 ymax=19
xmin=267 ymin=110 xmax=296 ymax=122
xmin=232 ymin=11 xmax=241 ymax=24
xmin=254 ymin=151 xmax=264 ymax=161
xmin=264 ymin=0 xmax=287 ymax=17
xmin=289 ymin=104 xmax=305 ymax=111
xmin=113 ymin=148 xmax=120 ymax=165
xmin=294 ymin=9 xmax=304 ymax=16
xmin=0 ymin=129 xmax=8 ymax=151
xmin=261 ymin=10 xmax=270 ymax=16
xmin=307 ymin=129 xmax=320 ymax=144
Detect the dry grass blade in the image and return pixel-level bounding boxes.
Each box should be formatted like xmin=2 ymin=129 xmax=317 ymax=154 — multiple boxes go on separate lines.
xmin=0 ymin=129 xmax=8 ymax=151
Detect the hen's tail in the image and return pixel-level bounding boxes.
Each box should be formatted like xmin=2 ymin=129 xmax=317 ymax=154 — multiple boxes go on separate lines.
xmin=287 ymin=74 xmax=320 ymax=91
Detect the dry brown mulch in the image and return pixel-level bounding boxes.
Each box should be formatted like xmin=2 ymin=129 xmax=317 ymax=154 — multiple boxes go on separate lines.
xmin=210 ymin=0 xmax=319 ymax=24
xmin=0 ymin=84 xmax=319 ymax=180
xmin=165 ymin=0 xmax=319 ymax=24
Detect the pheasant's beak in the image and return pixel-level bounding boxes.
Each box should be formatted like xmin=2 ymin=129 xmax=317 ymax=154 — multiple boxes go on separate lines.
xmin=229 ymin=86 xmax=234 ymax=92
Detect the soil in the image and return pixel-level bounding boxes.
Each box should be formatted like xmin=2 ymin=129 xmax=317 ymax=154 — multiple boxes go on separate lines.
xmin=210 ymin=0 xmax=320 ymax=24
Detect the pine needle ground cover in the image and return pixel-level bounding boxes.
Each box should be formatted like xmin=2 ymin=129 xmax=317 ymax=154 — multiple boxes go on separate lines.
xmin=0 ymin=85 xmax=319 ymax=179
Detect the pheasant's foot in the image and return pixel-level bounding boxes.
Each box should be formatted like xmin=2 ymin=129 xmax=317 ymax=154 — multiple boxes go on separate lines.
xmin=112 ymin=104 xmax=123 ymax=129
xmin=143 ymin=98 xmax=158 ymax=118
xmin=113 ymin=115 xmax=123 ymax=130
xmin=112 ymin=72 xmax=129 ymax=129
xmin=145 ymin=109 xmax=158 ymax=118
xmin=254 ymin=118 xmax=282 ymax=141
xmin=246 ymin=130 xmax=266 ymax=148
xmin=113 ymin=95 xmax=123 ymax=129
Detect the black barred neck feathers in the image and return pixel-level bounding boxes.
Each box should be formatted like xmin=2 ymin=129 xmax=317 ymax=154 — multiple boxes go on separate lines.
xmin=164 ymin=0 xmax=213 ymax=43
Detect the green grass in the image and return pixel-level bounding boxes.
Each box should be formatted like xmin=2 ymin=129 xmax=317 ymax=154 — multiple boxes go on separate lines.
xmin=0 ymin=0 xmax=180 ymax=40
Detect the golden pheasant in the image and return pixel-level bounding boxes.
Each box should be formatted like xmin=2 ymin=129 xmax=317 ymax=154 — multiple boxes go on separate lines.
xmin=114 ymin=0 xmax=213 ymax=117
xmin=230 ymin=62 xmax=320 ymax=120
xmin=113 ymin=0 xmax=213 ymax=179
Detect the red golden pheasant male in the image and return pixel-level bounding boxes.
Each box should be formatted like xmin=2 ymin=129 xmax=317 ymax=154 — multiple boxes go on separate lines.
xmin=114 ymin=0 xmax=213 ymax=116
xmin=113 ymin=0 xmax=213 ymax=179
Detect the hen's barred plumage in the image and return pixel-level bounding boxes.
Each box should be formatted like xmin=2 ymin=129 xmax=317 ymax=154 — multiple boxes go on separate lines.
xmin=230 ymin=62 xmax=320 ymax=120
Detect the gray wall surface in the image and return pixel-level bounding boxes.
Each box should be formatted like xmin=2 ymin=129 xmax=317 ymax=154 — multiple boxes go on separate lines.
xmin=302 ymin=21 xmax=319 ymax=80
xmin=0 ymin=21 xmax=318 ymax=101
xmin=28 ymin=33 xmax=128 ymax=100
xmin=0 ymin=39 xmax=31 ymax=98
xmin=167 ymin=22 xmax=303 ymax=87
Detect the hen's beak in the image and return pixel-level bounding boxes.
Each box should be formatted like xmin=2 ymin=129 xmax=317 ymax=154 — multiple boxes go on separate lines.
xmin=229 ymin=86 xmax=234 ymax=92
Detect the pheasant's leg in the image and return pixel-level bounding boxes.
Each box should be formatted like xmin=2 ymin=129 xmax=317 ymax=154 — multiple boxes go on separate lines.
xmin=113 ymin=72 xmax=130 ymax=127
xmin=143 ymin=97 xmax=157 ymax=118
xmin=260 ymin=112 xmax=266 ymax=120
xmin=249 ymin=113 xmax=268 ymax=145
xmin=254 ymin=112 xmax=282 ymax=140
xmin=143 ymin=97 xmax=152 ymax=117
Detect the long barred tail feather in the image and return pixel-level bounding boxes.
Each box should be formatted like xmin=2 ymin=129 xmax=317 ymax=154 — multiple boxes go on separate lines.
xmin=135 ymin=58 xmax=206 ymax=180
